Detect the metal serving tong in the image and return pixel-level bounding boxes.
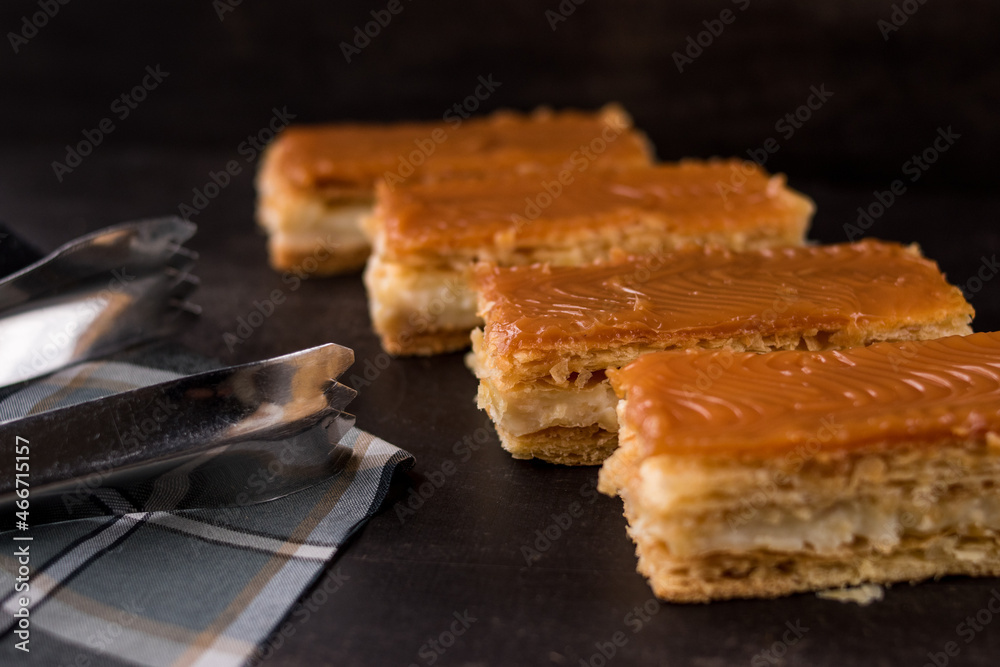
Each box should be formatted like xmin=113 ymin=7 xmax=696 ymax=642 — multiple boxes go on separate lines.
xmin=0 ymin=344 xmax=358 ymax=528
xmin=0 ymin=218 xmax=199 ymax=387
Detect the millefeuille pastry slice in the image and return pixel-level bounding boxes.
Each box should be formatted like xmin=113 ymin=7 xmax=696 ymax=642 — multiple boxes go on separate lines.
xmin=256 ymin=105 xmax=653 ymax=274
xmin=599 ymin=332 xmax=1000 ymax=602
xmin=366 ymin=159 xmax=815 ymax=355
xmin=471 ymin=241 xmax=973 ymax=465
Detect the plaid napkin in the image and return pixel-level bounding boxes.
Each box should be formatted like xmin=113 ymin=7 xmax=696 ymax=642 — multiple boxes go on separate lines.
xmin=0 ymin=355 xmax=413 ymax=666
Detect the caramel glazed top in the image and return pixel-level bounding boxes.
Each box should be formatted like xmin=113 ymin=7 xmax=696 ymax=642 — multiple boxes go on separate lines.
xmin=265 ymin=106 xmax=652 ymax=192
xmin=610 ymin=331 xmax=1000 ymax=458
xmin=375 ymin=159 xmax=813 ymax=256
xmin=476 ymin=240 xmax=973 ymax=355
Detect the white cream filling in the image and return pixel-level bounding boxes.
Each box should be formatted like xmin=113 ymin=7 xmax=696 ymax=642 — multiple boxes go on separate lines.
xmin=259 ymin=186 xmax=372 ymax=244
xmin=638 ymin=486 xmax=1000 ymax=558
xmin=480 ymin=378 xmax=619 ymax=436
xmin=363 ymin=256 xmax=480 ymax=333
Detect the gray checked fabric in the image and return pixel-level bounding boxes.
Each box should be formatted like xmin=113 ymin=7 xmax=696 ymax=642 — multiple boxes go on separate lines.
xmin=0 ymin=358 xmax=413 ymax=666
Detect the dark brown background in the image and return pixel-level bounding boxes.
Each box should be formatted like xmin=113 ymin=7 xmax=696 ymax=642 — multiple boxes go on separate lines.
xmin=2 ymin=0 xmax=999 ymax=189
xmin=2 ymin=1 xmax=999 ymax=665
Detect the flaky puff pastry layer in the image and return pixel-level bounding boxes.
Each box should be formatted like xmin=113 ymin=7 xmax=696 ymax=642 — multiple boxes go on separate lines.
xmin=600 ymin=333 xmax=1000 ymax=602
xmin=256 ymin=105 xmax=654 ymax=273
xmin=474 ymin=240 xmax=974 ymax=389
xmin=369 ymin=159 xmax=813 ymax=265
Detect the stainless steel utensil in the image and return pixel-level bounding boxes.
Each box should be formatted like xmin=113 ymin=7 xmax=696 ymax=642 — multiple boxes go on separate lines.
xmin=0 ymin=343 xmax=358 ymax=527
xmin=0 ymin=218 xmax=199 ymax=387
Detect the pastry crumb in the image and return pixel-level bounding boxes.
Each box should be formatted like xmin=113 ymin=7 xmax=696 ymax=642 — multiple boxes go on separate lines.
xmin=816 ymin=583 xmax=885 ymax=606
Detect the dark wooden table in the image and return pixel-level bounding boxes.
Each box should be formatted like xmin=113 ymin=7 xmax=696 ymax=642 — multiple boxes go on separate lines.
xmin=2 ymin=145 xmax=999 ymax=666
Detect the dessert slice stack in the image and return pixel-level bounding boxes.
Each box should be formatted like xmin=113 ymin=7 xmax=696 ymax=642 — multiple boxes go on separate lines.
xmin=257 ymin=105 xmax=653 ymax=275
xmin=599 ymin=333 xmax=1000 ymax=602
xmin=365 ymin=160 xmax=814 ymax=355
xmin=470 ymin=241 xmax=973 ymax=465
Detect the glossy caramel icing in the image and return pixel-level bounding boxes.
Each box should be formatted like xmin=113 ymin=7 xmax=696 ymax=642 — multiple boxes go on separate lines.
xmin=611 ymin=332 xmax=1000 ymax=457
xmin=477 ymin=241 xmax=973 ymax=355
xmin=378 ymin=159 xmax=812 ymax=254
xmin=267 ymin=106 xmax=651 ymax=191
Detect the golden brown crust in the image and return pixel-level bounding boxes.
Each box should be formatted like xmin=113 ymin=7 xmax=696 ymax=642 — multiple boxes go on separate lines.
xmin=257 ymin=105 xmax=653 ymax=275
xmin=378 ymin=328 xmax=474 ymax=357
xmin=260 ymin=104 xmax=652 ymax=192
xmin=628 ymin=518 xmax=1000 ymax=603
xmin=364 ymin=162 xmax=819 ymax=356
xmin=597 ymin=419 xmax=644 ymax=496
xmin=267 ymin=234 xmax=370 ymax=275
xmin=473 ymin=242 xmax=975 ymax=467
xmin=612 ymin=332 xmax=1000 ymax=458
xmin=476 ymin=320 xmax=974 ymax=468
xmin=475 ymin=241 xmax=974 ymax=388
xmin=256 ymin=154 xmax=375 ymax=274
xmin=615 ymin=433 xmax=1000 ymax=602
xmin=363 ymin=256 xmax=481 ymax=356
xmin=372 ymin=159 xmax=813 ymax=262
xmin=601 ymin=336 xmax=1000 ymax=602
xmin=492 ymin=422 xmax=618 ymax=466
